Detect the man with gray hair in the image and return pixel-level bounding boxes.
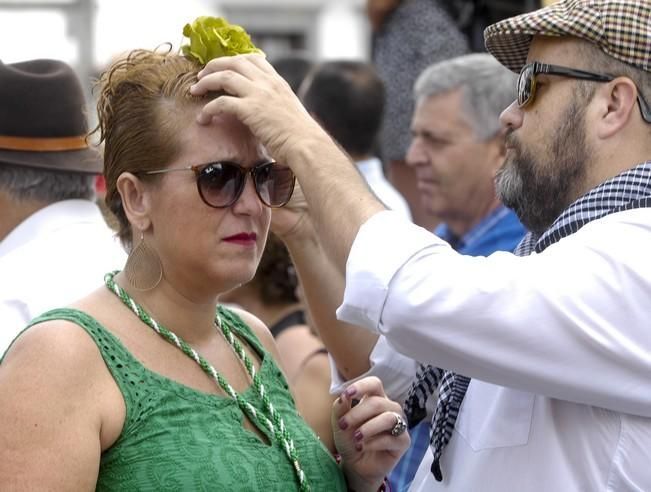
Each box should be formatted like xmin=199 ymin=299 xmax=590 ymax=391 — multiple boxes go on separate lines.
xmin=0 ymin=58 xmax=125 ymax=352
xmin=407 ymin=53 xmax=525 ymax=254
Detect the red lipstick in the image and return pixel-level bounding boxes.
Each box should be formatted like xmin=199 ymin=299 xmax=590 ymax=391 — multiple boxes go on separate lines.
xmin=223 ymin=232 xmax=257 ymax=246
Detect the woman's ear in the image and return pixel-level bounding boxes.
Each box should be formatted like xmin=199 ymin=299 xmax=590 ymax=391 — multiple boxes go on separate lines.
xmin=116 ymin=172 xmax=152 ymax=230
xmin=595 ymin=77 xmax=639 ymax=139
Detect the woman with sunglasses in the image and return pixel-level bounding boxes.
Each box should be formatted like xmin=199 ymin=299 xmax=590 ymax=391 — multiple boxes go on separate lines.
xmin=0 ymin=47 xmax=409 ymax=491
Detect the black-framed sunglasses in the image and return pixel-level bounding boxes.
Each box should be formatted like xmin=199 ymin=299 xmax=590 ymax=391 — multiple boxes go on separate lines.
xmin=517 ymin=62 xmax=651 ymax=123
xmin=143 ymin=160 xmax=295 ymax=208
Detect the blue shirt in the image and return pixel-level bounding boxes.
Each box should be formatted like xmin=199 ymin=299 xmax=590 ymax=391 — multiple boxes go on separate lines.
xmin=389 ymin=205 xmax=526 ymax=491
xmin=434 ymin=205 xmax=526 ymax=256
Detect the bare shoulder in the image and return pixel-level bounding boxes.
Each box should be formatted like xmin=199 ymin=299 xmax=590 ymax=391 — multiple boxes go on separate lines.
xmin=275 ymin=324 xmax=325 ymax=356
xmin=0 ymin=319 xmax=116 ymax=489
xmin=1 ymin=318 xmax=114 ymax=412
xmin=298 ymin=347 xmax=331 ymax=383
xmin=226 ymin=306 xmax=275 ymax=343
xmin=3 ymin=318 xmax=103 ymax=372
xmin=225 ymin=306 xmax=281 ymax=360
xmin=274 ymin=325 xmax=325 ymax=377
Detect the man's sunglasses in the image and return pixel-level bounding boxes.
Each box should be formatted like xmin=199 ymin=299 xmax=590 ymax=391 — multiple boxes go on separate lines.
xmin=517 ymin=62 xmax=651 ymax=123
xmin=142 ymin=160 xmax=295 ymax=208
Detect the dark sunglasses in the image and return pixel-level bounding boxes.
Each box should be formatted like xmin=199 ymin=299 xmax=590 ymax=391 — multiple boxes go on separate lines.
xmin=143 ymin=160 xmax=295 ymax=208
xmin=517 ymin=62 xmax=651 ymax=123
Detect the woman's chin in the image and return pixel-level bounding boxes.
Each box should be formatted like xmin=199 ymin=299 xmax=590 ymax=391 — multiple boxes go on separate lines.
xmin=221 ymin=269 xmax=256 ymax=293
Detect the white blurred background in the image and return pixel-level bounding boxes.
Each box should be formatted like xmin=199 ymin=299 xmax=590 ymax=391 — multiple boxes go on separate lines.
xmin=0 ymin=0 xmax=369 ymax=90
xmin=0 ymin=0 xmax=540 ymax=110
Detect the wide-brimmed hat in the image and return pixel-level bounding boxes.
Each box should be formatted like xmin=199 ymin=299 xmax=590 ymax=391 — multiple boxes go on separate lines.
xmin=0 ymin=58 xmax=102 ymax=174
xmin=484 ymin=0 xmax=651 ymax=74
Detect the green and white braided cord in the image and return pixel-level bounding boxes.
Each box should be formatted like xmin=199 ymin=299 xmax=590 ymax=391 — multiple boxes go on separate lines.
xmin=104 ymin=271 xmax=309 ymax=491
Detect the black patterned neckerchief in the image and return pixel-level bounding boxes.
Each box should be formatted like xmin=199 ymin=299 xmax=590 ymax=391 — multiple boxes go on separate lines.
xmin=403 ymin=161 xmax=651 ymax=482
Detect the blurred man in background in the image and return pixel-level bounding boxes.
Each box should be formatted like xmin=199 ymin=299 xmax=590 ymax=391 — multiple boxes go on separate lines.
xmin=367 ymin=0 xmax=468 ymax=229
xmin=0 ymin=58 xmax=125 ymax=352
xmin=300 ymin=60 xmax=412 ymax=220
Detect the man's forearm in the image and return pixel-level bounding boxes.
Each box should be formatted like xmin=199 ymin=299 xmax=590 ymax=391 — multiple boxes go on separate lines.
xmin=284 ymin=224 xmax=379 ymax=380
xmin=288 ymin=134 xmax=386 ymax=275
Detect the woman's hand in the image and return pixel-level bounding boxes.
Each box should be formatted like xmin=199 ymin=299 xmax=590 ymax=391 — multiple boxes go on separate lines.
xmin=333 ymin=376 xmax=410 ymax=491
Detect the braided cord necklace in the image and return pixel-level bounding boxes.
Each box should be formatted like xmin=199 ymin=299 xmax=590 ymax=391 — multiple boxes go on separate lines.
xmin=104 ymin=271 xmax=310 ymax=491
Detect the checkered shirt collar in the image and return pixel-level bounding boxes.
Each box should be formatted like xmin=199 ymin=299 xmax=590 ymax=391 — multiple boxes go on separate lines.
xmin=516 ymin=160 xmax=651 ymax=255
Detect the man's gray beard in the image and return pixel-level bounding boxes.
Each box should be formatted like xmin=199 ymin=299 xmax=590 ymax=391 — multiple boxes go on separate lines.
xmin=494 ymin=153 xmax=549 ymax=234
xmin=495 ymin=161 xmax=526 ymax=224
xmin=495 ymin=102 xmax=590 ymax=236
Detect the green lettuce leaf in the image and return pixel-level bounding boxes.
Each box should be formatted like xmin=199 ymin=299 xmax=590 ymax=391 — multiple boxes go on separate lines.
xmin=181 ymin=16 xmax=263 ymax=65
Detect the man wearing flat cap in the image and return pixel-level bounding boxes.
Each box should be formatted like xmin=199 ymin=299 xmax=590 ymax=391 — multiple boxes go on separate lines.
xmin=191 ymin=0 xmax=651 ymax=489
xmin=0 ymin=59 xmax=125 ymax=353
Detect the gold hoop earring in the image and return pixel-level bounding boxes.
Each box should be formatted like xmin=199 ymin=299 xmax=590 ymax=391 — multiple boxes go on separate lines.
xmin=124 ymin=231 xmax=163 ymax=291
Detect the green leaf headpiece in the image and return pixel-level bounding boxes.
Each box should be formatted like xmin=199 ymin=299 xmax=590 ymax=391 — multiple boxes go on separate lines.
xmin=181 ymin=16 xmax=263 ymax=65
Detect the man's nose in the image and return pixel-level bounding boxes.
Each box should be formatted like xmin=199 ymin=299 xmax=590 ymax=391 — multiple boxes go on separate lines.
xmin=405 ymin=138 xmax=426 ymax=168
xmin=499 ymin=100 xmax=523 ymax=133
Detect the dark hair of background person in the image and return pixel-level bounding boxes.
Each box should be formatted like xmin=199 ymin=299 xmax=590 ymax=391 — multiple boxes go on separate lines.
xmin=270 ymin=54 xmax=314 ymax=94
xmin=248 ymin=232 xmax=299 ymax=305
xmin=301 ymin=61 xmax=384 ymax=157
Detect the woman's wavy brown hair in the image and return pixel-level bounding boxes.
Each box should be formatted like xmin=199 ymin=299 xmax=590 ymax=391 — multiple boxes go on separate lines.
xmin=92 ymin=46 xmax=216 ymax=249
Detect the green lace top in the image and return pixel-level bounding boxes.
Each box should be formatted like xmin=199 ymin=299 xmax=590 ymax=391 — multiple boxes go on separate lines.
xmin=19 ymin=307 xmax=347 ymax=491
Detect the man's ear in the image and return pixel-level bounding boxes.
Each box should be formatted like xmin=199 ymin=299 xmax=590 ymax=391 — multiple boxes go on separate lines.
xmin=116 ymin=172 xmax=152 ymax=231
xmin=595 ymin=77 xmax=639 ymax=139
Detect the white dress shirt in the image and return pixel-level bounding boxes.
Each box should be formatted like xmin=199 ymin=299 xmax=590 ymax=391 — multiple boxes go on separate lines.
xmin=337 ymin=210 xmax=651 ymax=491
xmin=0 ymin=200 xmax=126 ymax=353
xmin=357 ymin=157 xmax=412 ymax=220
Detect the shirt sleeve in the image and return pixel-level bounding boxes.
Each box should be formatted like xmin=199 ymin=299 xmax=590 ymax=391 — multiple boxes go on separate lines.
xmin=337 ymin=211 xmax=453 ymax=331
xmin=337 ymin=209 xmax=651 ymax=417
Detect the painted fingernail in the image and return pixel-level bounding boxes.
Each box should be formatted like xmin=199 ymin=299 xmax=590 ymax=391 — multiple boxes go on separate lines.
xmin=344 ymin=386 xmax=357 ymax=398
xmin=338 ymin=418 xmax=348 ymax=430
xmin=355 ymin=442 xmax=363 ymax=452
xmin=353 ymin=430 xmax=363 ymax=442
